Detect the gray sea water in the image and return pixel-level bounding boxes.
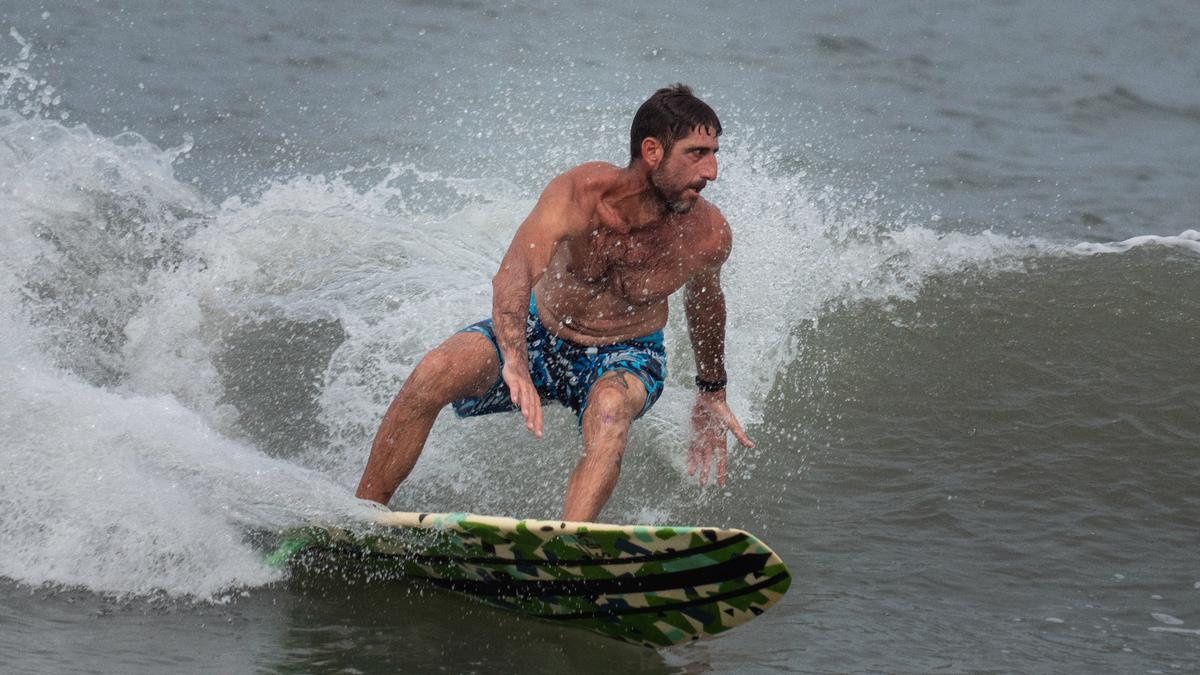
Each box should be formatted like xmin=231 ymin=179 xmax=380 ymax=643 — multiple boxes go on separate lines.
xmin=2 ymin=1 xmax=1198 ymax=672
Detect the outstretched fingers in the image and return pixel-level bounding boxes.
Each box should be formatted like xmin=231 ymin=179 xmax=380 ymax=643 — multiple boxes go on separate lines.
xmin=721 ymin=409 xmax=755 ymax=449
xmin=698 ymin=438 xmax=713 ymax=486
xmin=716 ymin=440 xmax=727 ymax=486
xmin=687 ymin=427 xmax=714 ymax=484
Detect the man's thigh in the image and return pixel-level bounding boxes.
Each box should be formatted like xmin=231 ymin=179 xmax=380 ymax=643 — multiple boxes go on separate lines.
xmin=421 ymin=330 xmax=501 ymax=402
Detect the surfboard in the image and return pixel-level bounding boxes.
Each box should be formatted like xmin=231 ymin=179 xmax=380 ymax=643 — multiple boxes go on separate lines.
xmin=266 ymin=510 xmax=792 ymax=648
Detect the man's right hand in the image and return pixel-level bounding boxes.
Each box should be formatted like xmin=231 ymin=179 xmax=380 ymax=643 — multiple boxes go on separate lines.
xmin=502 ymin=359 xmax=543 ymax=438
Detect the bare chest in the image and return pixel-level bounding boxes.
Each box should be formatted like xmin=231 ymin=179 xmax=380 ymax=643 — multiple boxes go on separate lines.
xmin=562 ymin=223 xmax=695 ymax=303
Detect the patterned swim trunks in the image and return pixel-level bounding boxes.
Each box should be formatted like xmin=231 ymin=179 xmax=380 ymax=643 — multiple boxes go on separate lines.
xmin=451 ymin=294 xmax=667 ymax=424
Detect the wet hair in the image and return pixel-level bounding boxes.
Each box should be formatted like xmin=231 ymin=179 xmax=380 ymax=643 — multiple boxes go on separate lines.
xmin=629 ymin=83 xmax=722 ymax=162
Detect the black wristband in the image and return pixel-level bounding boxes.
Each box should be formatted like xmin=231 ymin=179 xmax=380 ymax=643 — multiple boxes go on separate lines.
xmin=695 ymin=375 xmax=727 ymax=393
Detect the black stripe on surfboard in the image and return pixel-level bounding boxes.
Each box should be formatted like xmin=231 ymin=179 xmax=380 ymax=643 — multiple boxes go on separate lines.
xmin=410 ymin=552 xmax=772 ymax=598
xmin=531 ymin=569 xmax=791 ymax=621
xmin=319 ymin=531 xmax=750 ymax=568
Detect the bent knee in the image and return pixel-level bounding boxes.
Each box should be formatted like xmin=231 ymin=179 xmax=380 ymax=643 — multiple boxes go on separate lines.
xmin=412 ymin=346 xmax=459 ymax=379
xmin=405 ymin=349 xmax=453 ymax=392
xmin=585 ymin=374 xmax=646 ymax=423
xmin=400 ymin=346 xmax=486 ymax=411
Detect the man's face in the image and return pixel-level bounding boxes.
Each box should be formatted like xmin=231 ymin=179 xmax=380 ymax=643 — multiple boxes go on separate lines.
xmin=650 ymin=125 xmax=719 ymax=214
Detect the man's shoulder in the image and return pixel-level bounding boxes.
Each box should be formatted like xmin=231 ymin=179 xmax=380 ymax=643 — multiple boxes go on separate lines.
xmin=556 ymin=161 xmax=623 ymax=193
xmin=693 ymin=198 xmax=727 ymax=227
xmin=687 ymin=199 xmax=733 ymax=263
xmin=531 ymin=163 xmax=619 ymax=236
xmin=691 ymin=198 xmax=732 ymax=240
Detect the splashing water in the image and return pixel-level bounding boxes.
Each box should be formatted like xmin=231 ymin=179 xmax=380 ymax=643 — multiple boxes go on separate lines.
xmin=0 ymin=28 xmax=66 ymax=120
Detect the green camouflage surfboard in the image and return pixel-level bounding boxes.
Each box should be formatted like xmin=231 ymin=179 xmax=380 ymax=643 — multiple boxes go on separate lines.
xmin=267 ymin=510 xmax=791 ymax=648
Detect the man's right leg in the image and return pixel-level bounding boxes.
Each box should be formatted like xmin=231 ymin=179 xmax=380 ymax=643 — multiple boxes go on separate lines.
xmin=355 ymin=331 xmax=499 ymax=504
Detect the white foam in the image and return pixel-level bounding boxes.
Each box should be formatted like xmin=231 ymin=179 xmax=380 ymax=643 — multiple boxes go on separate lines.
xmin=0 ymin=116 xmax=375 ymax=598
xmin=0 ymin=341 xmax=365 ymax=597
xmin=1073 ymin=229 xmax=1200 ymax=256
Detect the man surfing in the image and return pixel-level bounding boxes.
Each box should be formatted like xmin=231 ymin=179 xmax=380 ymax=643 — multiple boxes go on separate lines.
xmin=356 ymin=84 xmax=754 ymax=522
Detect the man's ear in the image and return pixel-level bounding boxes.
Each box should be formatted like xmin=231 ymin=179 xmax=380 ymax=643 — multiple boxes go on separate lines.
xmin=640 ymin=136 xmax=664 ymax=169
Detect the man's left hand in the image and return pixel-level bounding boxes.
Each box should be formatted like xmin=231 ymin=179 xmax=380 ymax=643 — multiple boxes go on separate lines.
xmin=688 ymin=390 xmax=755 ymax=486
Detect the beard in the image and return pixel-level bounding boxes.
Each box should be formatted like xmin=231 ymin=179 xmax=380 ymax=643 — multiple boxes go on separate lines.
xmin=665 ymin=199 xmax=693 ymax=214
xmin=650 ymin=166 xmax=699 ymax=214
xmin=666 ymin=198 xmax=694 ymax=214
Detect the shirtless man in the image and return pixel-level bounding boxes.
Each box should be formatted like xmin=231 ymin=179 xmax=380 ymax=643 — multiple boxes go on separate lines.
xmin=355 ymin=84 xmax=754 ymax=522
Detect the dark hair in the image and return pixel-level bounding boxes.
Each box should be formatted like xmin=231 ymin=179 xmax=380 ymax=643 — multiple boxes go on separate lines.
xmin=629 ymin=83 xmax=722 ymax=162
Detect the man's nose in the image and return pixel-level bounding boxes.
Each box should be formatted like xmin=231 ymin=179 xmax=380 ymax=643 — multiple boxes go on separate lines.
xmin=700 ymin=154 xmax=718 ymax=181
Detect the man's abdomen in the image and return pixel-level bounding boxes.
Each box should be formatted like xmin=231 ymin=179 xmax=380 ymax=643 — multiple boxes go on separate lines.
xmin=533 ymin=281 xmax=669 ymax=346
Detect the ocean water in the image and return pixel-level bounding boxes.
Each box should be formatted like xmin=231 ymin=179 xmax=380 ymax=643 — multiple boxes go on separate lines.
xmin=1 ymin=1 xmax=1198 ymax=672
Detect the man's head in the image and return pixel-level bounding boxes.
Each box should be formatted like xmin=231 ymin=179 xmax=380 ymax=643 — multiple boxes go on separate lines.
xmin=630 ymin=84 xmax=722 ymax=213
xmin=630 ymin=84 xmax=722 ymax=162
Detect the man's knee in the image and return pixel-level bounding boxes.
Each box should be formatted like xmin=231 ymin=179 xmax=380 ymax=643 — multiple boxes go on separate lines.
xmin=585 ymin=373 xmax=645 ymax=426
xmin=400 ymin=338 xmax=494 ymax=412
xmin=396 ymin=352 xmax=454 ymax=413
xmin=407 ymin=347 xmax=455 ymax=385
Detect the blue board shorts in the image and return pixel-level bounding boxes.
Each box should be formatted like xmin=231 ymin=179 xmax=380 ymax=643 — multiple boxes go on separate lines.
xmin=451 ymin=295 xmax=667 ymax=424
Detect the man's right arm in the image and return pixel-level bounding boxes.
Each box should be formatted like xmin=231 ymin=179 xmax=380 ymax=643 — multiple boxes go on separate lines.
xmin=491 ymin=173 xmax=588 ymax=437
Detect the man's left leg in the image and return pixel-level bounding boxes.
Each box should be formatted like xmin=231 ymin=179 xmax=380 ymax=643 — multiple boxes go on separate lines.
xmin=562 ymin=371 xmax=647 ymax=522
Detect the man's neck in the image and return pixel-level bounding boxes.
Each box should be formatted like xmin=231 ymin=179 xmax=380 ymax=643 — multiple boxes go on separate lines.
xmin=608 ymin=164 xmax=668 ymax=228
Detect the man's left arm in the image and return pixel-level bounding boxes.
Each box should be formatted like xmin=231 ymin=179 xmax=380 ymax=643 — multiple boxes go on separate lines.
xmin=683 ymin=225 xmax=755 ymax=486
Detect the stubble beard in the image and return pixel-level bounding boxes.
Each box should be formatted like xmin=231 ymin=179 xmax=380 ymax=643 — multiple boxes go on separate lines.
xmin=667 ymin=198 xmax=694 ymax=214
xmin=650 ymin=165 xmax=696 ymax=215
